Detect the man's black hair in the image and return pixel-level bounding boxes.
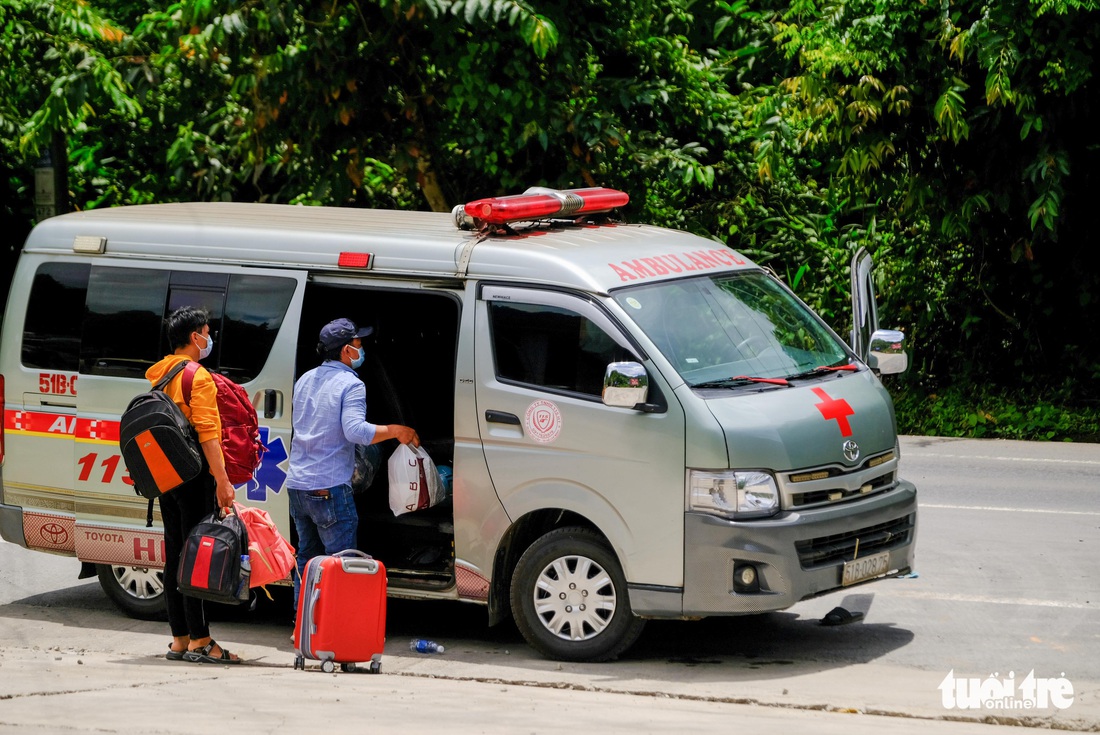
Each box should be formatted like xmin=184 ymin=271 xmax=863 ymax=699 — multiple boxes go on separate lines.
xmin=166 ymin=306 xmax=210 ymax=350
xmin=317 ymin=341 xmax=345 ymax=362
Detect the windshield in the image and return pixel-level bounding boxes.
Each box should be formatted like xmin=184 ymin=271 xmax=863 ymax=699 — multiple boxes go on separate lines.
xmin=612 ymin=271 xmax=851 ymax=386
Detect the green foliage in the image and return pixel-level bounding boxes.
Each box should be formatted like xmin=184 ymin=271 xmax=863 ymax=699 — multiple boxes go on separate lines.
xmin=3 ymin=0 xmax=140 ymax=158
xmin=894 ymin=383 xmax=1100 ymax=442
xmin=3 ymin=0 xmax=1100 ymax=442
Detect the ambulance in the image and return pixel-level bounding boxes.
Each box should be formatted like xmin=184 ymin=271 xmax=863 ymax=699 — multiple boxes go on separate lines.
xmin=0 ymin=188 xmax=916 ymax=661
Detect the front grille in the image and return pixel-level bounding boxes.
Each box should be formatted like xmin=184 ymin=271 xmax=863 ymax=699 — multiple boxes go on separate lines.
xmin=780 ymin=450 xmax=898 ymax=510
xmin=795 ymin=515 xmax=914 ymax=569
xmin=791 ymin=472 xmax=894 ymax=507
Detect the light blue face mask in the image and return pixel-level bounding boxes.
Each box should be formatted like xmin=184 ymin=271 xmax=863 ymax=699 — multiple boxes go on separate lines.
xmin=350 ymin=345 xmax=365 ymax=369
xmin=199 ymin=332 xmax=214 ymax=360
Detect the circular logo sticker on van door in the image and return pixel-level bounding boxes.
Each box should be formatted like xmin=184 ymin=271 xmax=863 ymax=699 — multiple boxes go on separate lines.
xmin=525 ymin=400 xmax=563 ymax=444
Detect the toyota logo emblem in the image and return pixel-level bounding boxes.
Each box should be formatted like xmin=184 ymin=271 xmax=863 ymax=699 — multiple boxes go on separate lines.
xmin=842 ymin=440 xmax=860 ymax=462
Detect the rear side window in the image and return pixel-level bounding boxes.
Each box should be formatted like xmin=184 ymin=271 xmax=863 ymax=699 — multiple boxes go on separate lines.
xmin=79 ymin=266 xmax=296 ymax=381
xmin=489 ymin=301 xmax=632 ymax=397
xmin=220 ymin=274 xmax=297 ymax=383
xmin=82 ymin=267 xmax=171 ymax=377
xmin=22 ymin=262 xmax=91 ymax=371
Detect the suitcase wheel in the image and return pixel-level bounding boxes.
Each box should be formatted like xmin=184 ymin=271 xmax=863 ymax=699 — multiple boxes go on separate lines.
xmin=293 ymin=655 xmax=304 ymax=670
xmin=341 ymin=662 xmax=357 ymax=673
xmin=369 ymin=661 xmax=382 ymax=674
xmin=321 ymin=660 xmax=336 ymax=674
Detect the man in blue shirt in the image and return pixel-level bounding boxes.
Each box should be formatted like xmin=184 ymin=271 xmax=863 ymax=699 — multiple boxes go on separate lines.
xmin=287 ymin=318 xmax=418 ymax=607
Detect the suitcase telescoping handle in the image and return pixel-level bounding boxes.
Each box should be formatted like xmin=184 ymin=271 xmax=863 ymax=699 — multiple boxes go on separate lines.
xmin=307 ymin=587 xmax=320 ymax=635
xmin=334 ymin=548 xmax=380 ymax=575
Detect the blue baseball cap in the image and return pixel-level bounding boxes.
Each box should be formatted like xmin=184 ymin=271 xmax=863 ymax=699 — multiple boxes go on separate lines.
xmin=318 ymin=318 xmax=373 ymax=350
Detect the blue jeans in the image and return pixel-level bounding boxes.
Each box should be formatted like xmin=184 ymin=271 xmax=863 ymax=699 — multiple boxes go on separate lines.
xmin=288 ymin=484 xmax=358 ymax=609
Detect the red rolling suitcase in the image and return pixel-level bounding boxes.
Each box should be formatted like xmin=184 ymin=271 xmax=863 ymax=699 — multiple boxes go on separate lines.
xmin=293 ymin=549 xmax=387 ymax=673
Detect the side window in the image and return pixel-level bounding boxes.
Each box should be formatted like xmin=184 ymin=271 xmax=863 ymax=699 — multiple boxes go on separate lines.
xmin=219 ymin=274 xmax=296 ymax=383
xmin=489 ymin=301 xmax=632 ymax=397
xmin=82 ymin=267 xmax=169 ymax=377
xmin=82 ymin=266 xmax=296 ymax=381
xmin=22 ymin=262 xmax=91 ymax=371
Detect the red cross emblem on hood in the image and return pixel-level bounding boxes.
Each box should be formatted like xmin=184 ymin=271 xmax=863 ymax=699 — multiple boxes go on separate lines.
xmin=812 ymin=387 xmax=854 ymax=437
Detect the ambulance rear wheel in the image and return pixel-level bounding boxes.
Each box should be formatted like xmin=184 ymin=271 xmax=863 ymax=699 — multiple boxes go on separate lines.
xmin=96 ymin=564 xmax=166 ymax=620
xmin=510 ymin=527 xmax=645 ymax=663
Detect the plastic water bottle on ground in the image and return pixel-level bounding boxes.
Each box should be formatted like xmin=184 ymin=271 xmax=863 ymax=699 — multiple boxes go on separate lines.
xmin=410 ymin=638 xmax=444 ymax=654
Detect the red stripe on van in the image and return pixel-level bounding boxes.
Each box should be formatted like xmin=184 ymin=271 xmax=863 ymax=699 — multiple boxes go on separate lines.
xmin=190 ymin=538 xmax=215 ymax=588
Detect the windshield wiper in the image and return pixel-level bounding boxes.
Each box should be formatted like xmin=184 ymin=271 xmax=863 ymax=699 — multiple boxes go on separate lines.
xmin=786 ymin=363 xmax=860 ymax=381
xmin=816 ymin=363 xmax=859 ymax=372
xmin=692 ymin=375 xmax=790 ymax=389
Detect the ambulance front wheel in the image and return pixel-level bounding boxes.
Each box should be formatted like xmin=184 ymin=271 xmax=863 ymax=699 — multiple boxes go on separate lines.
xmin=510 ymin=526 xmax=646 ymax=663
xmin=96 ymin=564 xmax=167 ymax=620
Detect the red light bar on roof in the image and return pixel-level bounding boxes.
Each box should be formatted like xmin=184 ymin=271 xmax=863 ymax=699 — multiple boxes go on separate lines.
xmin=338 ymin=251 xmax=373 ymax=269
xmin=458 ymin=187 xmax=629 ymax=227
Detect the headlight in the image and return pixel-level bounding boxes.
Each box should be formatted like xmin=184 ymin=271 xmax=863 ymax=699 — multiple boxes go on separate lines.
xmin=689 ymin=470 xmax=779 ymax=519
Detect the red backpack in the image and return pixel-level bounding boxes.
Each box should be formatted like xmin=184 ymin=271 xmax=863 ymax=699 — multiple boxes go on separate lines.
xmin=234 ymin=502 xmax=296 ymax=589
xmin=182 ymin=362 xmax=265 ymax=486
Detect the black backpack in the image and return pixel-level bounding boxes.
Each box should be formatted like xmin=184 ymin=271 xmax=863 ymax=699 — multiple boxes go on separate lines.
xmin=119 ymin=361 xmax=203 ymax=501
xmin=177 ymin=509 xmax=250 ymax=605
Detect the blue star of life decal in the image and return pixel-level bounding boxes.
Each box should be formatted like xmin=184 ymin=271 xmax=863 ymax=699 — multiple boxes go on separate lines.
xmin=243 ymin=427 xmax=288 ymax=502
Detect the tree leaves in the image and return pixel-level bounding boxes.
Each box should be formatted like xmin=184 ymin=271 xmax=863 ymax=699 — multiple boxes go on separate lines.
xmin=5 ymin=0 xmax=1100 ymax=406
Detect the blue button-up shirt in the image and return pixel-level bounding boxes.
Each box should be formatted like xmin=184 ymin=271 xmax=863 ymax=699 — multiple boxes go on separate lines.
xmin=286 ymin=360 xmax=377 ymax=491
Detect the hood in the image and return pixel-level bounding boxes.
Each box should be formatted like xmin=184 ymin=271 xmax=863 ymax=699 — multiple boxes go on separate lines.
xmin=702 ymin=371 xmax=897 ymax=471
xmin=145 ymin=354 xmax=191 ymax=385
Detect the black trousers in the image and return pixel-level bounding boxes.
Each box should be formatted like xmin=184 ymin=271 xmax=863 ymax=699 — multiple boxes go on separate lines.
xmin=158 ymin=473 xmax=218 ymax=639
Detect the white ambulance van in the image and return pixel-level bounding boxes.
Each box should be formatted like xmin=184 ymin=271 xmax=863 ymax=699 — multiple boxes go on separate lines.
xmin=0 ymin=188 xmax=916 ymax=661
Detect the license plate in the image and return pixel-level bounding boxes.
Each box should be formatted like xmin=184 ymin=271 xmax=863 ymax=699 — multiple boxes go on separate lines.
xmin=842 ymin=551 xmax=891 ymax=586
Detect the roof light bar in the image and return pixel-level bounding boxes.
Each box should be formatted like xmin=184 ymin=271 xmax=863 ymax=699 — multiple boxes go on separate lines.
xmin=338 ymin=251 xmax=373 ymax=269
xmin=455 ymin=187 xmax=629 ymax=228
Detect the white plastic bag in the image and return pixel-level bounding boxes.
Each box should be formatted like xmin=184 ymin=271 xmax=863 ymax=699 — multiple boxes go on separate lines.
xmin=387 ymin=444 xmax=443 ymax=516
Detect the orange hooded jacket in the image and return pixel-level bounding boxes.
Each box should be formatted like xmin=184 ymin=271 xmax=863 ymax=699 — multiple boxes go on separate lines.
xmin=144 ymin=355 xmax=223 ymax=448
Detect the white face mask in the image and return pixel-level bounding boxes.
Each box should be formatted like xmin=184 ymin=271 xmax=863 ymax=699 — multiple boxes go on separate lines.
xmin=198 ymin=332 xmax=214 ymax=360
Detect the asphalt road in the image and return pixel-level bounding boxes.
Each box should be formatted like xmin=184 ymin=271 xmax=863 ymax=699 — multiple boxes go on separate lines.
xmin=1 ymin=436 xmax=1097 ymax=733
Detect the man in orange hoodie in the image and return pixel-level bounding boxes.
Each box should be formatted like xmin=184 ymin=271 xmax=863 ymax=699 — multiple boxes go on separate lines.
xmin=147 ymin=306 xmax=241 ymax=664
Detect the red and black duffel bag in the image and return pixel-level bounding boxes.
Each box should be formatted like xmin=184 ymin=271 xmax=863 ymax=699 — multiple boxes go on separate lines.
xmin=177 ymin=509 xmax=250 ymax=605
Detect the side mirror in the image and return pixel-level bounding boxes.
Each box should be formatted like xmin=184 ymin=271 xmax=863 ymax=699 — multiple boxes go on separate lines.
xmin=602 ymin=361 xmax=649 ymax=408
xmin=867 ymin=329 xmax=908 ymax=375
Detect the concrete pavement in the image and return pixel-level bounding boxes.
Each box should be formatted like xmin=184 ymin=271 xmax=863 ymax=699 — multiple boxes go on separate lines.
xmin=1 ymin=600 xmax=1097 ymax=734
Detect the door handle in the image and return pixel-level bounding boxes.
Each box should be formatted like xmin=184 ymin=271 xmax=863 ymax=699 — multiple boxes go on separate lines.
xmin=264 ymin=389 xmax=278 ymax=419
xmin=485 ymin=410 xmax=520 ymax=426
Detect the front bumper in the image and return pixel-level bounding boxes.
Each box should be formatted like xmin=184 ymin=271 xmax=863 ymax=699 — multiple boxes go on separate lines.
xmin=632 ymin=480 xmax=917 ymax=618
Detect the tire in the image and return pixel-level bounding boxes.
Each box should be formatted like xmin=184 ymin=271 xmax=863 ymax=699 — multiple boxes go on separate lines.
xmin=96 ymin=564 xmax=167 ymax=620
xmin=510 ymin=527 xmax=646 ymax=662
